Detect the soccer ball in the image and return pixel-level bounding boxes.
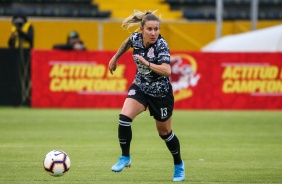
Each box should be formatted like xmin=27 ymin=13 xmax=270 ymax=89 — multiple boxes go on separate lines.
xmin=43 ymin=150 xmax=71 ymax=176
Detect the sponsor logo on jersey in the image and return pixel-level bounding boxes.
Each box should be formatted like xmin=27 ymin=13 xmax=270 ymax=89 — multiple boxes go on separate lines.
xmin=128 ymin=89 xmax=136 ymax=96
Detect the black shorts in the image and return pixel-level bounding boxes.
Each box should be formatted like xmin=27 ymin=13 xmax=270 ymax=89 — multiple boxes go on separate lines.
xmin=127 ymin=83 xmax=174 ymax=122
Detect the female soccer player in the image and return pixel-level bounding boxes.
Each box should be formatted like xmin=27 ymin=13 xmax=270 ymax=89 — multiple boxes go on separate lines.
xmin=108 ymin=10 xmax=185 ymax=182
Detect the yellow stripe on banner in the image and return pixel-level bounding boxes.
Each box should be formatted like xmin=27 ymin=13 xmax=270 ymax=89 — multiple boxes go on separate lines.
xmin=93 ymin=0 xmax=183 ymax=19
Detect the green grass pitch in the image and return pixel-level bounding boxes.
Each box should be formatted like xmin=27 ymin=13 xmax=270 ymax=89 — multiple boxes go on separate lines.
xmin=0 ymin=108 xmax=281 ymax=184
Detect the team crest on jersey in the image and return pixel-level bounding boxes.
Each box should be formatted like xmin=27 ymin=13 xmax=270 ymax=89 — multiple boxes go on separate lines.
xmin=147 ymin=47 xmax=155 ymax=58
xmin=128 ymin=89 xmax=136 ymax=96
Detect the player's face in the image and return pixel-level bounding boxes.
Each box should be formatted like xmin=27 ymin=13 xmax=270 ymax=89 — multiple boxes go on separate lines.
xmin=141 ymin=20 xmax=160 ymax=47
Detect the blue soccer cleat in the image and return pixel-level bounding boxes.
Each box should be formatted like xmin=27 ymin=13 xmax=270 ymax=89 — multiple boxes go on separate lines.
xmin=111 ymin=156 xmax=131 ymax=172
xmin=173 ymin=161 xmax=185 ymax=182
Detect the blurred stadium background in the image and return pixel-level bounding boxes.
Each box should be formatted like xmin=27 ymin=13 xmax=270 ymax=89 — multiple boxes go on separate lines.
xmin=0 ymin=0 xmax=282 ymax=51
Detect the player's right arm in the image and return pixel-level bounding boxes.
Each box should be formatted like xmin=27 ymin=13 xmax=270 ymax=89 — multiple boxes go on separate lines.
xmin=108 ymin=37 xmax=131 ymax=75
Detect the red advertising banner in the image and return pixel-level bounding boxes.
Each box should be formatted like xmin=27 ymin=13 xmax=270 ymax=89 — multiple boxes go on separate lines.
xmin=32 ymin=50 xmax=282 ymax=109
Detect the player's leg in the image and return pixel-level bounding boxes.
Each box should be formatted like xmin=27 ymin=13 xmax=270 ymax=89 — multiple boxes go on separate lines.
xmin=118 ymin=97 xmax=145 ymax=156
xmin=112 ymin=84 xmax=146 ymax=172
xmin=156 ymin=118 xmax=183 ymax=165
xmin=148 ymin=89 xmax=185 ymax=181
xmin=150 ymin=91 xmax=183 ymax=166
xmin=120 ymin=97 xmax=145 ymax=120
xmin=156 ymin=118 xmax=185 ymax=181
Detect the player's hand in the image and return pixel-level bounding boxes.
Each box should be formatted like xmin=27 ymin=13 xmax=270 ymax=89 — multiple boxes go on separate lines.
xmin=134 ymin=54 xmax=149 ymax=67
xmin=108 ymin=56 xmax=118 ymax=75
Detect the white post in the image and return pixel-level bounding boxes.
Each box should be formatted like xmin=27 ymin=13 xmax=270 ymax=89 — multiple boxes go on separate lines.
xmin=250 ymin=0 xmax=259 ymax=30
xmin=216 ymin=0 xmax=223 ymax=39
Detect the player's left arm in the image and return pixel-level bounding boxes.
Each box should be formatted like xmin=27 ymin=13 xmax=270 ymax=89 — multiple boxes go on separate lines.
xmin=134 ymin=54 xmax=171 ymax=77
xmin=148 ymin=63 xmax=171 ymax=77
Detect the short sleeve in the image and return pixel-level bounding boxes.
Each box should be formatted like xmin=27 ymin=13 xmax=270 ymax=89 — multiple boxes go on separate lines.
xmin=129 ymin=32 xmax=139 ymax=47
xmin=157 ymin=38 xmax=170 ymax=64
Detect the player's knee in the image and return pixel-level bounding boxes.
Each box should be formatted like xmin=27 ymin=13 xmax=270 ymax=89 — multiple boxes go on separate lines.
xmin=159 ymin=131 xmax=174 ymax=141
xmin=158 ymin=129 xmax=172 ymax=137
xmin=119 ymin=114 xmax=132 ymax=126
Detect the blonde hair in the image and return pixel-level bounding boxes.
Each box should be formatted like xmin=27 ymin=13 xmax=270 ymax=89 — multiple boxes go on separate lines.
xmin=122 ymin=10 xmax=160 ymax=31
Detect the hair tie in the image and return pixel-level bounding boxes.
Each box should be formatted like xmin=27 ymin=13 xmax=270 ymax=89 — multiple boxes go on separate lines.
xmin=145 ymin=11 xmax=152 ymax=15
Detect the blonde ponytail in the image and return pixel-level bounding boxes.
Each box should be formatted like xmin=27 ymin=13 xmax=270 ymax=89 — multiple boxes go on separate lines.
xmin=122 ymin=9 xmax=159 ymax=31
